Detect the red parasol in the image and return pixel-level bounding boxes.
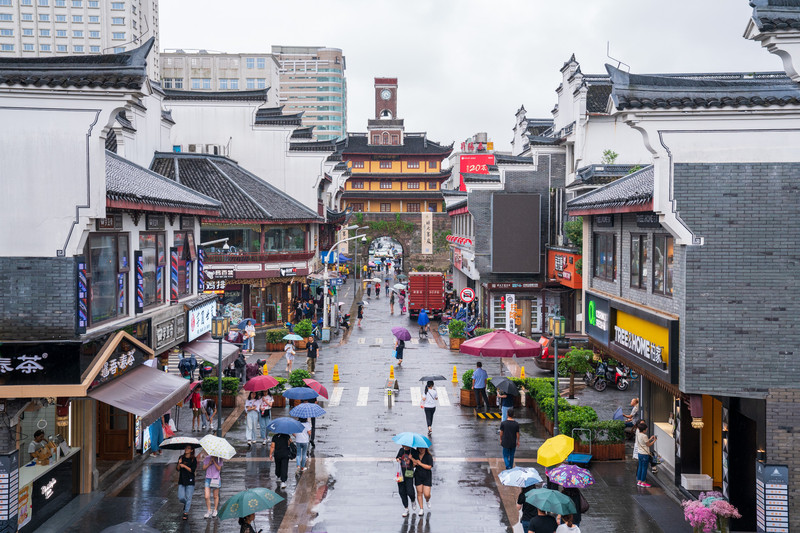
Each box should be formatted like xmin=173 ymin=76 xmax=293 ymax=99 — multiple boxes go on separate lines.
xmin=459 ymin=329 xmax=542 ymax=358
xmin=244 ymin=375 xmax=279 ymax=392
xmin=303 ymin=378 xmax=329 ymax=399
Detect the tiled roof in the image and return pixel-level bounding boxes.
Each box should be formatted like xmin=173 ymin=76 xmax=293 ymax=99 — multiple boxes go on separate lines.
xmin=255 ymin=107 xmax=303 ymax=126
xmin=150 ymin=153 xmax=321 ymax=223
xmin=0 ymin=38 xmax=152 ymax=90
xmin=524 ymin=118 xmax=553 ymax=136
xmin=607 ymin=64 xmax=800 ymax=110
xmin=347 ymin=170 xmax=451 ymax=180
xmin=106 ymin=151 xmax=221 ymax=215
xmin=288 ymin=139 xmax=338 ymax=152
xmin=116 ymin=111 xmax=135 ymax=132
xmin=569 ymin=164 xmax=645 ymax=188
xmin=340 ymin=133 xmax=453 ymax=156
xmin=751 ymin=0 xmax=800 ymax=31
xmin=445 ymin=197 xmax=468 ymax=212
xmin=567 ymin=165 xmax=654 ymax=212
xmin=586 ymin=83 xmax=612 ymax=112
xmin=494 ymin=154 xmax=534 ymax=165
xmin=527 ymin=135 xmax=561 ymax=146
xmin=163 ymin=89 xmax=269 ymax=102
xmin=290 ymin=127 xmax=314 ymax=140
xmin=462 ymin=173 xmax=501 ymax=184
xmin=161 ymin=109 xmax=175 ymax=125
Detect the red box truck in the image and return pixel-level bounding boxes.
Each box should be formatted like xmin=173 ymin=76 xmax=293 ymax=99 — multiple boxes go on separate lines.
xmin=407 ymin=272 xmax=445 ymax=319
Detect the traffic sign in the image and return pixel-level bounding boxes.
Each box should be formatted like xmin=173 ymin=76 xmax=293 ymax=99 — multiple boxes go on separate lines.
xmin=460 ymin=287 xmax=475 ymax=303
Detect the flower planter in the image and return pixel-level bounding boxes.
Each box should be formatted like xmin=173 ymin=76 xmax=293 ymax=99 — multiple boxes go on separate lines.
xmin=449 ymin=337 xmax=464 ymax=350
xmin=221 ymin=394 xmax=236 ymax=408
xmin=574 ymin=442 xmax=625 ymax=461
xmin=272 ymin=395 xmax=286 ymax=408
xmin=460 ymin=389 xmax=477 ymax=407
xmin=295 ymin=340 xmax=307 ymax=350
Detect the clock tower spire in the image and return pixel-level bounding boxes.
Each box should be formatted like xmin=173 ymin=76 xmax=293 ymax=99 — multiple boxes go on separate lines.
xmin=368 ymin=77 xmax=404 ymax=145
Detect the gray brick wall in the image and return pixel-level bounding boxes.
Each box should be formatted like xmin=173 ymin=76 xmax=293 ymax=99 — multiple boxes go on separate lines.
xmin=0 ymin=257 xmax=76 ymax=340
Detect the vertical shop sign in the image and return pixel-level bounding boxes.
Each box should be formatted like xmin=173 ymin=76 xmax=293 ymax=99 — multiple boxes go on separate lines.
xmin=505 ymin=293 xmax=517 ymax=333
xmin=185 ymin=260 xmax=192 ymax=294
xmin=170 ymin=247 xmax=179 ymax=303
xmin=197 ymin=248 xmax=205 ymax=294
xmin=0 ymin=450 xmax=19 ymax=530
xmin=76 ymin=257 xmax=88 ymax=334
xmin=756 ymin=463 xmax=789 ymax=532
xmin=135 ymin=251 xmax=144 ymax=313
xmin=421 ymin=211 xmax=433 ymax=255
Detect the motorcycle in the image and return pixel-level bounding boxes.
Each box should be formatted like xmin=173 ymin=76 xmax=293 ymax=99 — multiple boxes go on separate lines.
xmin=583 ymin=361 xmax=609 ymax=392
xmin=613 ymin=365 xmax=630 ymax=391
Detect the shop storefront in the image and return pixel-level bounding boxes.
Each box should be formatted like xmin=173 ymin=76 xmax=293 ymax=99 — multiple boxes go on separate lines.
xmin=481 ymin=282 xmax=563 ymax=337
xmin=452 ymin=247 xmax=479 ymax=299
xmin=546 ymin=247 xmax=583 ymax=332
xmin=151 ymin=306 xmax=187 ymax=372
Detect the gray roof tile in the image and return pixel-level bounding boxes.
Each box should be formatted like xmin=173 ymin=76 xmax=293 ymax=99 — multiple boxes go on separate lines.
xmin=567 ymin=165 xmax=654 ymax=212
xmin=163 ymin=88 xmax=269 ymax=102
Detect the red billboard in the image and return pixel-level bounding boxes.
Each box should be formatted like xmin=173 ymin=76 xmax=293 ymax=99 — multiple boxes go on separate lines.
xmin=458 ymin=154 xmax=495 ymax=191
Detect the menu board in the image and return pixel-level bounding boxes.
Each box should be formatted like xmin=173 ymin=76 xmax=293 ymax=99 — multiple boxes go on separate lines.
xmin=756 ymin=463 xmax=789 ymax=533
xmin=0 ymin=450 xmax=19 ymax=531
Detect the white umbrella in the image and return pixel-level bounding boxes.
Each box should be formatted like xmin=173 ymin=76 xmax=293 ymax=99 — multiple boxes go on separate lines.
xmin=160 ymin=436 xmax=202 ymax=450
xmin=199 ymin=434 xmax=236 ymax=460
xmin=371 ymin=278 xmax=382 ymax=283
xmin=393 ymin=283 xmax=406 ymax=290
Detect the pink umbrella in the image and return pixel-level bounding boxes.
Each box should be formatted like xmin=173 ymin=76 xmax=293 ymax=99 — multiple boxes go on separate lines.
xmin=244 ymin=375 xmax=279 ymax=392
xmin=459 ymin=329 xmax=542 ymax=358
xmin=303 ymin=378 xmax=329 ymax=399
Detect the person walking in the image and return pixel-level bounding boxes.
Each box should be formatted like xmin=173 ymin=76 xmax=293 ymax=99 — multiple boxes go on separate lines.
xmin=176 ymin=445 xmax=198 ymax=520
xmin=269 ymin=432 xmax=292 ymax=489
xmin=366 ymin=282 xmax=372 ymax=299
xmin=202 ymin=453 xmax=223 ymax=518
xmin=191 ymin=387 xmax=203 ymax=431
xmin=258 ymin=392 xmax=273 ymax=445
xmin=556 ymin=514 xmax=581 ymax=532
xmin=561 ymin=487 xmax=583 ymax=526
xmin=500 ymin=409 xmax=520 ymax=469
xmin=472 ymin=362 xmax=489 ymax=413
xmin=499 ymin=389 xmax=515 ymax=422
xmin=284 ymin=341 xmax=296 ymax=373
xmin=412 ymin=447 xmax=434 ymax=516
xmin=399 ymin=291 xmax=406 ymax=314
xmin=245 ymin=392 xmax=259 ymax=446
xmin=421 ymin=381 xmax=438 ymax=435
xmin=517 ymin=485 xmax=538 ymax=533
xmin=634 ymin=420 xmax=657 ymax=488
xmin=396 ymin=444 xmax=418 ymax=517
xmin=385 ymin=277 xmax=390 ymax=296
xmin=357 ymin=303 xmax=364 ymax=327
xmin=528 ymin=507 xmax=558 ymax=533
xmin=293 ymin=417 xmax=312 ymax=472
xmin=201 ymin=398 xmax=217 ymax=431
xmin=238 ymin=513 xmax=259 ymax=533
xmin=375 ymin=280 xmax=381 ymax=299
xmin=389 ymin=291 xmax=396 ymax=315
xmin=395 ymin=337 xmax=405 ymax=367
xmin=306 ymin=336 xmax=319 ymax=376
xmin=244 ymin=321 xmax=256 ymax=354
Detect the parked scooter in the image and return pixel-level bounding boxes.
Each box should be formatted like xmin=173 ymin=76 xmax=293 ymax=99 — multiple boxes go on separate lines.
xmin=584 ymin=359 xmax=630 ymax=392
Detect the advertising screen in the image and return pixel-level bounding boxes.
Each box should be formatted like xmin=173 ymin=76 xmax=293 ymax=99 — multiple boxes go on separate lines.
xmin=458 ymin=154 xmax=495 ymax=191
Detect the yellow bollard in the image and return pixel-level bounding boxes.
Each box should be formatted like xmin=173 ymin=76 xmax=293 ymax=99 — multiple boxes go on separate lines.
xmin=452 ymin=365 xmax=458 ymax=383
xmin=333 ymin=364 xmax=340 ymax=382
xmin=520 ymin=366 xmax=526 ymax=379
xmin=389 ymin=365 xmax=395 ymax=381
xmin=262 ymin=363 xmax=269 ymax=376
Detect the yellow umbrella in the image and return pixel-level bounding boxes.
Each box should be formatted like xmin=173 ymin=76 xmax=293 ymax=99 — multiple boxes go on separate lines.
xmin=536 ymin=434 xmax=574 ymax=467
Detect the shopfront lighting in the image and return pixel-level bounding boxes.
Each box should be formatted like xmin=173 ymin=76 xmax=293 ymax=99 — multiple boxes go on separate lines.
xmin=211 ymin=316 xmax=229 ymax=341
xmin=549 ymin=315 xmax=566 ymax=339
xmin=691 ymin=417 xmax=704 ymax=429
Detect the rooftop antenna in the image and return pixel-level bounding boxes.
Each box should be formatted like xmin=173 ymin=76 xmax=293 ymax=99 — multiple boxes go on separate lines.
xmin=607 ymin=42 xmax=630 ymax=72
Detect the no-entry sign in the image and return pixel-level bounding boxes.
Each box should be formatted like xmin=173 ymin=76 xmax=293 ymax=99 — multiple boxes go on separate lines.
xmin=460 ymin=287 xmax=475 ymax=303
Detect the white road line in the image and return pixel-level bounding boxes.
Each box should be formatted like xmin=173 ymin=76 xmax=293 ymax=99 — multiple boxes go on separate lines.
xmin=410 ymin=387 xmax=421 ymax=406
xmin=410 ymin=338 xmax=419 ymax=345
xmin=375 ymin=337 xmax=383 ymax=345
xmin=356 ymin=386 xmax=369 ymax=406
xmin=358 ymin=337 xmax=366 ymax=344
xmin=438 ymin=387 xmax=451 ymax=406
xmin=329 ymin=386 xmax=343 ymax=407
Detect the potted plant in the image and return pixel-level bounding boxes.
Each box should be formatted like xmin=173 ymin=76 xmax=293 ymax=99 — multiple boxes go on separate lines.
xmin=448 ymin=319 xmax=466 ymax=350
xmin=683 ymin=491 xmax=741 ymax=533
xmin=293 ymin=319 xmax=313 ymax=349
xmin=265 ymin=328 xmax=288 ymax=351
xmin=269 ymin=377 xmax=288 ymax=408
xmin=287 ymin=369 xmax=312 ymax=406
xmin=558 ymin=347 xmax=594 ymax=399
xmin=459 ymin=368 xmax=477 ymax=407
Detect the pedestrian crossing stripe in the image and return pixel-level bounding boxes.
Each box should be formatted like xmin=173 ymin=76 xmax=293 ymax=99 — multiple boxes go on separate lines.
xmin=475 ymin=412 xmax=501 ymax=419
xmin=410 ymin=339 xmax=419 ymax=345
xmin=329 ymin=385 xmax=343 ymax=407
xmin=356 ymin=386 xmax=369 ymax=406
xmin=438 ymin=387 xmax=451 ymax=406
xmin=358 ymin=337 xmax=366 ymax=344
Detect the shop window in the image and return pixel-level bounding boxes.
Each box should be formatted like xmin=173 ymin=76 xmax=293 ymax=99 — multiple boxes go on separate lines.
xmin=630 ymin=234 xmax=648 ymax=289
xmin=264 ymin=226 xmax=305 ymax=252
xmin=380 ymin=203 xmax=392 ymax=212
xmin=86 ymin=233 xmax=129 ymax=325
xmin=653 ymin=234 xmax=674 ymax=296
xmin=139 ymin=233 xmax=166 ymax=308
xmin=348 ymin=203 xmax=364 ymax=212
xmin=407 ymin=181 xmax=420 ymax=189
xmin=351 ymin=180 xmax=364 ymax=189
xmin=407 ymin=203 xmax=420 ymax=212
xmin=380 ymin=161 xmax=392 ymax=169
xmin=174 ymin=231 xmax=196 ymax=297
xmin=200 ymin=227 xmax=259 ymax=253
xmin=592 ymin=233 xmax=616 ymax=281
xmin=380 ymin=181 xmax=392 ymax=189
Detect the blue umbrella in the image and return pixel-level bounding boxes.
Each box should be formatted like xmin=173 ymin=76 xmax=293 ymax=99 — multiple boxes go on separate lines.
xmin=392 ymin=432 xmax=432 ymax=448
xmin=417 ymin=309 xmax=430 ymax=327
xmin=613 ymin=406 xmax=625 ymax=421
xmin=236 ymin=318 xmax=255 ymax=329
xmin=267 ymin=417 xmax=305 ymax=435
xmin=290 ymin=403 xmax=326 ymax=418
xmin=498 ymin=467 xmax=543 ymax=487
xmin=282 ymin=387 xmax=319 ymax=400
xmin=283 ymin=334 xmax=304 ymax=341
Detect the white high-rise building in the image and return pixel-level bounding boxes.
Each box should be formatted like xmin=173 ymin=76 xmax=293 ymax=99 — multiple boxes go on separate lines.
xmin=0 ymin=0 xmax=160 ymax=79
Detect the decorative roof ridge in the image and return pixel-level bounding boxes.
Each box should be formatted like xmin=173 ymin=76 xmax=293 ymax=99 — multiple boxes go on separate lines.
xmin=0 ymin=37 xmax=153 ymax=72
xmin=152 ymin=151 xmax=240 ymax=165
xmin=163 ymin=88 xmax=269 ymax=101
xmin=567 ymin=165 xmax=654 ymax=208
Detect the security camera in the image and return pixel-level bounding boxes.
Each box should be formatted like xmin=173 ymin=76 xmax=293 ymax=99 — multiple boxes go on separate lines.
xmin=361 ymin=237 xmax=367 ymax=243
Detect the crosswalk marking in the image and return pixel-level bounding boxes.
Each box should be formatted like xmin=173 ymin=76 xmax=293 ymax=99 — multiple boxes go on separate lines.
xmin=329 ymin=386 xmax=343 ymax=407
xmin=356 ymin=387 xmax=369 ymax=406
xmin=358 ymin=337 xmax=366 ymax=344
xmin=410 ymin=387 xmax=421 ymax=406
xmin=410 ymin=339 xmax=419 ymax=345
xmin=375 ymin=338 xmax=383 ymax=345
xmin=438 ymin=387 xmax=451 ymax=406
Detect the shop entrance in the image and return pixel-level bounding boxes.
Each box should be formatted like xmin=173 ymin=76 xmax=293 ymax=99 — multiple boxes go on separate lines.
xmin=97 ymin=403 xmax=133 ymax=461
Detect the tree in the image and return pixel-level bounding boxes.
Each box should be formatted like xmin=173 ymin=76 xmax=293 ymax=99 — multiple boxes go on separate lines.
xmin=601 ymin=149 xmax=619 ymax=165
xmin=564 ymin=217 xmax=582 ymax=248
xmin=558 ymin=347 xmax=594 ymax=399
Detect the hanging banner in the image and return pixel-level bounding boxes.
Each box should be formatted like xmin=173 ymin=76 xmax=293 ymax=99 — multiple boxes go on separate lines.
xmin=197 ymin=248 xmax=205 ymax=293
xmin=170 ymin=247 xmax=179 ymax=303
xmin=135 ymin=251 xmax=144 ymax=313
xmin=421 ymin=211 xmax=433 ymax=255
xmin=76 ymin=256 xmax=88 ymax=334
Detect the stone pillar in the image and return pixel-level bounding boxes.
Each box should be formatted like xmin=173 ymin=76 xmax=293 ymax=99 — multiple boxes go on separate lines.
xmin=766 ymin=388 xmax=800 ymax=531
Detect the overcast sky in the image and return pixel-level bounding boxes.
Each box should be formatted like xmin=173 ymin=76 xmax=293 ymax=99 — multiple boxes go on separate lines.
xmin=161 ymin=0 xmax=776 ymax=152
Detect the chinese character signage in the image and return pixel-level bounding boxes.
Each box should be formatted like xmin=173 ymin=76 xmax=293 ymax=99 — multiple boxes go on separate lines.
xmin=89 ymin=332 xmax=147 ymax=389
xmin=0 ymin=343 xmax=81 ymax=386
xmin=421 ymin=212 xmax=433 ymax=255
xmin=76 ymin=257 xmax=88 ymax=334
xmin=458 ymin=154 xmax=495 ymax=191
xmin=204 ymin=269 xmax=235 ymax=292
xmin=547 ymin=250 xmax=582 ymax=289
xmin=187 ymin=300 xmax=215 ymax=341
xmin=585 ymin=292 xmax=610 ymax=345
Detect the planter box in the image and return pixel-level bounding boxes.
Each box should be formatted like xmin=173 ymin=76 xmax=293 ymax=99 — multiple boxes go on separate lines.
xmin=525 ymin=394 xmax=535 ymax=409
xmin=449 ymin=337 xmax=464 ymax=350
xmin=272 ymin=395 xmax=286 ymax=408
xmin=513 ymin=394 xmax=523 ymax=408
xmin=460 ymin=389 xmax=476 ymax=407
xmin=574 ymin=442 xmax=625 ymax=461
xmin=289 ymin=399 xmax=303 ymax=408
xmin=266 ymin=342 xmax=282 ymax=352
xmin=295 ymin=340 xmax=308 ymax=350
xmin=488 ymin=394 xmax=497 ymax=408
xmin=221 ymin=394 xmax=236 ymax=408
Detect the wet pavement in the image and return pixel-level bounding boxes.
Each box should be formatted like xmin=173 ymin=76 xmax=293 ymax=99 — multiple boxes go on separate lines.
xmin=39 ymin=275 xmax=691 ymax=532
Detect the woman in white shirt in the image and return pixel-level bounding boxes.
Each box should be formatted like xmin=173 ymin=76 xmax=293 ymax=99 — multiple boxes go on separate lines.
xmin=258 ymin=392 xmax=273 ymax=445
xmin=293 ymin=417 xmax=312 ymax=471
xmin=244 ymin=392 xmax=259 ymax=446
xmin=634 ymin=420 xmax=657 ymax=488
xmin=421 ymin=381 xmax=438 ymax=435
xmin=284 ymin=341 xmax=296 ymax=372
xmin=556 ymin=514 xmax=581 ymax=532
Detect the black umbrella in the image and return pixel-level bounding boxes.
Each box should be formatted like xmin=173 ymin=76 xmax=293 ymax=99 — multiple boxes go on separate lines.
xmin=493 ymin=377 xmax=520 ymax=396
xmin=419 ymin=375 xmax=447 ymax=382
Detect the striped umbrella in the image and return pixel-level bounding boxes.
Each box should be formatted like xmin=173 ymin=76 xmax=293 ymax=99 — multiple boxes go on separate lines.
xmin=289 ymin=403 xmax=326 ymax=418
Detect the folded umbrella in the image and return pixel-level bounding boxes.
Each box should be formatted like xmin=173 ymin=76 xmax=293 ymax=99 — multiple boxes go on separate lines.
xmin=282 ymin=387 xmax=319 ymax=400
xmin=159 ymin=436 xmax=202 ymax=450
xmin=218 ymin=487 xmax=284 ymax=519
xmin=492 ymin=377 xmax=520 ymax=397
xmin=244 ymin=375 xmax=279 ymax=392
xmin=303 ymin=378 xmax=329 ymax=399
xmin=267 ymin=417 xmax=305 ymax=435
xmin=392 ymin=432 xmax=432 ymax=448
xmin=199 ymin=434 xmax=237 ymax=460
xmin=392 ymin=327 xmax=412 ymax=341
xmin=546 ymin=464 xmax=595 ymax=488
xmin=613 ymin=406 xmax=625 ymax=421
xmin=537 ymin=434 xmax=574 ymax=467
xmin=290 ymin=403 xmax=326 ymax=418
xmin=498 ymin=467 xmax=543 ymax=487
xmin=524 ymin=488 xmax=576 ymax=515
xmin=418 ymin=375 xmax=447 ymax=382
xmin=283 ymin=334 xmax=304 ymax=341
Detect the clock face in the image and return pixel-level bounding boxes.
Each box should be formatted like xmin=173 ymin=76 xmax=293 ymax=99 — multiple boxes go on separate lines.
xmin=380 ymin=89 xmax=392 ymax=100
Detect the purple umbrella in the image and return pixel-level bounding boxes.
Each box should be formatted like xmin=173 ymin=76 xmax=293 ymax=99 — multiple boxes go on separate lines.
xmin=392 ymin=327 xmax=411 ymax=341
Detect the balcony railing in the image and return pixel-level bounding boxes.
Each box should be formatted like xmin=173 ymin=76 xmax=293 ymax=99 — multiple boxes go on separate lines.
xmin=205 ymin=251 xmax=315 ymax=263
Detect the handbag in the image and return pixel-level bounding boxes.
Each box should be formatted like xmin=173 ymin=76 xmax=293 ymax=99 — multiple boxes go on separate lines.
xmin=208 ymin=477 xmax=221 ymax=489
xmin=288 ymin=441 xmax=297 ymax=460
xmin=393 ymin=350 xmax=398 ymax=359
xmin=579 ymin=491 xmax=590 ymax=513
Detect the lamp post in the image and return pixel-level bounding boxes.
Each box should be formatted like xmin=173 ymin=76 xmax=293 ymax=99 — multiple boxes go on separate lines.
xmin=323 ymin=233 xmax=367 ymax=341
xmin=549 ymin=314 xmax=566 ymax=435
xmin=211 ymin=315 xmax=229 ymax=437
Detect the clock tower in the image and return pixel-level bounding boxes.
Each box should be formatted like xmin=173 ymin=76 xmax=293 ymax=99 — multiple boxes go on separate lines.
xmin=369 ymin=77 xmax=404 ymax=145
xmin=374 ymin=77 xmax=398 ymax=119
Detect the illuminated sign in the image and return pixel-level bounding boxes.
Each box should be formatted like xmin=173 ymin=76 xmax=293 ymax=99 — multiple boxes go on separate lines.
xmin=458 ymin=154 xmax=495 ymax=191
xmin=612 ymin=310 xmax=669 ymax=368
xmin=585 ymin=293 xmax=610 ymax=345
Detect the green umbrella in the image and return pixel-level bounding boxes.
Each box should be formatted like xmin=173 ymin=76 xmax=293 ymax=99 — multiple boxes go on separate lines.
xmin=524 ymin=488 xmax=576 ymax=515
xmin=218 ymin=488 xmax=285 ymax=519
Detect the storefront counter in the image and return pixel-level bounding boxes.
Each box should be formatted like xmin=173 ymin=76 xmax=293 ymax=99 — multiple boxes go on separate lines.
xmin=19 ymin=446 xmax=79 ymax=487
xmin=18 ymin=447 xmax=79 ymax=532
xmin=653 ymin=423 xmax=675 ymax=472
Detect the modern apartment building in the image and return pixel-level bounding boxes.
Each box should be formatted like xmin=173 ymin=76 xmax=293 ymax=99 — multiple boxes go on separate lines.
xmin=271 ymin=45 xmax=346 ymax=141
xmin=159 ymin=50 xmax=281 ymax=105
xmin=0 ymin=0 xmax=159 ymax=78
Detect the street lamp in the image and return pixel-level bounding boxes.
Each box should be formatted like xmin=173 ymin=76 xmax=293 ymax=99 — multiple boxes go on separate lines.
xmin=549 ymin=314 xmax=566 ymax=435
xmin=211 ymin=315 xmax=229 ymax=437
xmin=323 ymin=233 xmax=367 ymax=341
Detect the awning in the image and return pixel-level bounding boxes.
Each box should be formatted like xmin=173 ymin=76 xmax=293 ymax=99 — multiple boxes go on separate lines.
xmin=182 ymin=332 xmax=240 ymax=368
xmin=88 ymin=365 xmax=191 ymax=427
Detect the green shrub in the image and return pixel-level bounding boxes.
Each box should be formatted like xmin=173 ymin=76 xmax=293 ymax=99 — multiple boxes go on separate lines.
xmin=266 ymin=328 xmax=289 ymax=343
xmin=473 ymin=328 xmax=495 ymax=337
xmin=461 ymin=368 xmax=474 ymax=390
xmin=201 ymin=377 xmax=241 ymax=396
xmin=538 ymin=396 xmax=572 ymax=421
xmin=487 ymin=378 xmax=496 ymax=395
xmin=269 ymin=377 xmax=287 ymax=395
xmin=294 ymin=319 xmax=313 ymax=338
xmin=288 ymin=369 xmax=311 ymax=388
xmin=448 ymin=319 xmax=466 ymax=339
xmin=527 ymin=378 xmax=555 ymax=405
xmin=509 ymin=377 xmax=526 ymax=391
xmin=558 ymin=406 xmax=598 ymax=439
xmin=586 ymin=420 xmax=626 ymax=444
xmin=558 ymin=348 xmax=594 ymax=378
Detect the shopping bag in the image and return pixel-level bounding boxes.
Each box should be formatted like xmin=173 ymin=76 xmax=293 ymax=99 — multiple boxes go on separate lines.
xmin=395 ymin=465 xmax=403 ymax=483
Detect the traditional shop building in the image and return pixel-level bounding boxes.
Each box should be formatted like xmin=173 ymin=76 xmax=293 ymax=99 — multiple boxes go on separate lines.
xmin=150 ymin=151 xmax=323 ymax=326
